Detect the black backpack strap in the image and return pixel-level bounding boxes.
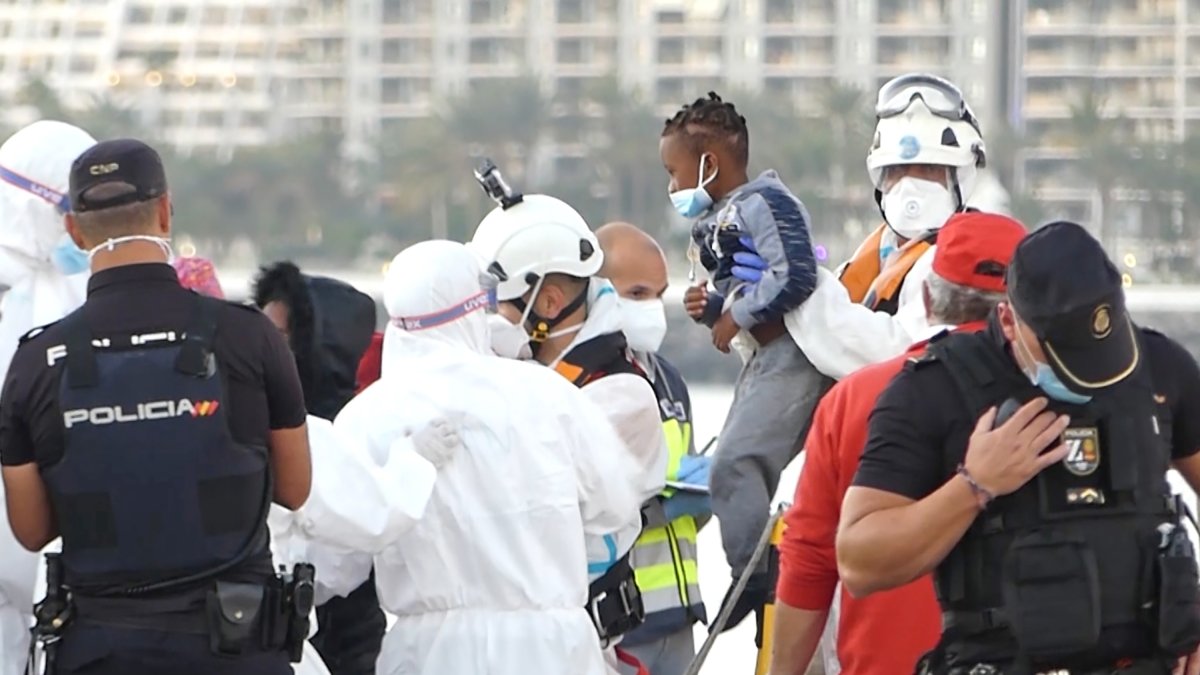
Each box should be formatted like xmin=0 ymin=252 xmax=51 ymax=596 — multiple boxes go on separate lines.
xmin=175 ymin=295 xmax=221 ymax=377
xmin=927 ymin=332 xmax=1012 ymax=421
xmin=60 ymin=309 xmax=99 ymax=389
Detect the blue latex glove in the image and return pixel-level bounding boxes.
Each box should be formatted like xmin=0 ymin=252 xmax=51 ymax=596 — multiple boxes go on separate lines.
xmin=664 ymin=492 xmax=712 ymax=522
xmin=677 ymin=454 xmax=711 ymax=486
xmin=731 ymin=235 xmax=768 ymax=284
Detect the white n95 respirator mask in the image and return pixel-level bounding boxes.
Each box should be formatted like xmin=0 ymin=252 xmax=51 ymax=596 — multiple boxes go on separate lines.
xmin=618 ymin=298 xmax=668 ymax=354
xmin=487 ymin=314 xmax=533 ymax=360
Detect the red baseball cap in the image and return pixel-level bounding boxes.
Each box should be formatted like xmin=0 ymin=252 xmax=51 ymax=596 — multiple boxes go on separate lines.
xmin=931 ymin=212 xmax=1027 ymax=293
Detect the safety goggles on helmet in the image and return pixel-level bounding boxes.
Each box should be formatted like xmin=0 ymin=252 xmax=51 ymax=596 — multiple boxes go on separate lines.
xmin=0 ymin=163 xmax=71 ymax=214
xmin=875 ymin=74 xmax=980 ymax=133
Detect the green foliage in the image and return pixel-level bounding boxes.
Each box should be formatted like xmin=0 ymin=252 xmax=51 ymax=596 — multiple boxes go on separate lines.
xmin=7 ymin=73 xmax=1200 ymax=279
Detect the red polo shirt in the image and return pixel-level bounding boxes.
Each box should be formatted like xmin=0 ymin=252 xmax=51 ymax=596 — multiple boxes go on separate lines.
xmin=777 ymin=322 xmax=986 ymax=675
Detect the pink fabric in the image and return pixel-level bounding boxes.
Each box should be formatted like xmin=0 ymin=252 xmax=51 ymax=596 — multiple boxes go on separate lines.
xmin=171 ymin=256 xmax=225 ymax=299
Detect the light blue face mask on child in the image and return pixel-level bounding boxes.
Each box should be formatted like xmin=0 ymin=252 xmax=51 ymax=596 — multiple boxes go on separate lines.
xmin=50 ymin=236 xmax=90 ymax=276
xmin=669 ymin=155 xmax=717 ymax=219
xmin=1015 ymin=330 xmax=1093 ymax=404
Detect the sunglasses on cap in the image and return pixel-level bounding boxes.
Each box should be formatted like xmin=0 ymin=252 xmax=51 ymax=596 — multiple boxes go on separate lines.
xmin=875 ymin=74 xmax=981 ymax=133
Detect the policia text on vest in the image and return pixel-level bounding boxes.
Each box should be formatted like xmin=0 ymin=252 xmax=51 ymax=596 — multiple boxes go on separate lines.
xmin=27 ymin=297 xmax=316 ymax=671
xmin=1 ymin=268 xmax=316 ymax=675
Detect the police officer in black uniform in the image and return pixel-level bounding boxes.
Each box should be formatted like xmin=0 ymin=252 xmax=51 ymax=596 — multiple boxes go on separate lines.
xmin=0 ymin=139 xmax=313 ymax=674
xmin=837 ymin=221 xmax=1200 ymax=674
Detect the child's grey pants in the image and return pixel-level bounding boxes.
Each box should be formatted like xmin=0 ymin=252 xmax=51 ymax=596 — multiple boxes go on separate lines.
xmin=711 ymin=334 xmax=832 ymax=576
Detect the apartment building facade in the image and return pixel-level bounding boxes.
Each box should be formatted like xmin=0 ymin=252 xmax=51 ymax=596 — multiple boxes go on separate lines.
xmin=0 ymin=0 xmax=1006 ymax=161
xmin=1006 ymin=0 xmax=1200 ymax=223
xmin=0 ymin=0 xmax=299 ymax=159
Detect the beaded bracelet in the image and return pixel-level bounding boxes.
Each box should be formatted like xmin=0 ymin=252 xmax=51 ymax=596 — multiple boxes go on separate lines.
xmin=956 ymin=463 xmax=994 ymax=510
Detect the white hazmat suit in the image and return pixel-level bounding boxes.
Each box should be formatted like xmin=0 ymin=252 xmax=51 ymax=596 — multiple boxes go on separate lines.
xmin=335 ymin=240 xmax=642 ymax=675
xmin=0 ymin=120 xmax=95 ymax=675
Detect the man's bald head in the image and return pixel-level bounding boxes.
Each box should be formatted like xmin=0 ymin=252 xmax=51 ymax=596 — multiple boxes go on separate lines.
xmin=597 ymin=221 xmax=669 ymax=301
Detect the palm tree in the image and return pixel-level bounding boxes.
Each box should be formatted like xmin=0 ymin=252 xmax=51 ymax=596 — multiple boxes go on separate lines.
xmin=573 ymin=76 xmax=666 ymax=234
xmin=818 ymin=81 xmax=870 ymax=201
xmin=16 ymin=77 xmax=70 ymax=121
xmin=1058 ymin=84 xmax=1133 ymax=252
xmin=446 ymin=75 xmax=549 ymax=185
xmin=378 ymin=116 xmax=479 ymax=241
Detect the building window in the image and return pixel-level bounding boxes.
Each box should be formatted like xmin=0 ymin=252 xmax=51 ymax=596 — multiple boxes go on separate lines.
xmin=469 ymin=0 xmax=503 ymax=24
xmin=126 ymin=5 xmax=151 ymax=23
xmin=658 ymin=38 xmax=683 ymax=64
xmin=558 ymin=38 xmax=583 ymax=64
xmin=168 ymin=6 xmax=188 ymax=24
xmin=469 ymin=40 xmax=497 ymax=64
xmin=381 ymin=77 xmax=413 ymax=103
xmin=69 ymin=55 xmax=96 ymax=74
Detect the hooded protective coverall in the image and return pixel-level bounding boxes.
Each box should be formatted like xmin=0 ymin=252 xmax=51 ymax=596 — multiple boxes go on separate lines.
xmin=0 ymin=121 xmax=96 ymax=675
xmin=334 ymin=240 xmax=642 ymax=675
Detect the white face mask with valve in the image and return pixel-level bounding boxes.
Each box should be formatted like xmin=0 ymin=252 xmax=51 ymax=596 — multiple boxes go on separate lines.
xmin=881 ymin=176 xmax=957 ymax=240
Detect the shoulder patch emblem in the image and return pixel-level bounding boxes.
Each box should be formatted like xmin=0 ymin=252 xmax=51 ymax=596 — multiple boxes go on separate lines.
xmin=1062 ymin=427 xmax=1101 ymax=477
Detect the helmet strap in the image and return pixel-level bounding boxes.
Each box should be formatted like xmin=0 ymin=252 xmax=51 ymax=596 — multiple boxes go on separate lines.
xmin=511 ymin=280 xmax=589 ymax=345
xmin=949 ymin=166 xmax=966 ymax=211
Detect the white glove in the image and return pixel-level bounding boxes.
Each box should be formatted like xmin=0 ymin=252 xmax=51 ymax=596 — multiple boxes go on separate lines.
xmin=410 ymin=418 xmax=462 ymax=469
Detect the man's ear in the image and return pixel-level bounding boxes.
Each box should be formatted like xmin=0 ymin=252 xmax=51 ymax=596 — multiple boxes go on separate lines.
xmin=64 ymin=214 xmax=87 ymax=251
xmin=996 ymin=302 xmax=1017 ymax=342
xmin=157 ymin=194 xmax=172 ymax=236
xmin=535 ymin=283 xmax=565 ymax=321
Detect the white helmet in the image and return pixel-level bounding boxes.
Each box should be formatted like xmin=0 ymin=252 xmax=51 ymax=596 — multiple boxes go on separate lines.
xmin=468 ymin=193 xmax=602 ymax=302
xmin=867 ymin=74 xmax=986 ymax=210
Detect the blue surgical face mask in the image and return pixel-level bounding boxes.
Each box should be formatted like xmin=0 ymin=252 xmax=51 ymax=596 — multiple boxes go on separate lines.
xmin=50 ymin=235 xmax=90 ymax=276
xmin=669 ymin=155 xmax=717 ymax=219
xmin=1015 ymin=330 xmax=1093 ymax=404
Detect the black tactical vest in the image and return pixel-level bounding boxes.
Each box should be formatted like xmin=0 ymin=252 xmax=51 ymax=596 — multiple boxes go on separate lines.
xmin=553 ymin=331 xmax=643 ymax=386
xmin=44 ymin=296 xmax=271 ymax=596
xmin=925 ymin=329 xmax=1182 ymax=670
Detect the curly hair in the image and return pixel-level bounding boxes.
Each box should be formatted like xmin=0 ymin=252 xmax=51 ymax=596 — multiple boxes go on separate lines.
xmin=252 ymin=261 xmax=317 ymax=400
xmin=662 ymin=91 xmax=750 ymax=166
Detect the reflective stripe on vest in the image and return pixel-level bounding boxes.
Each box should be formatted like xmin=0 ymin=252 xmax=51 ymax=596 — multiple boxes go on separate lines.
xmin=838 ymin=223 xmax=934 ymax=312
xmin=632 ymin=514 xmax=702 ymax=616
xmin=660 ymin=417 xmax=689 ymax=497
xmin=630 ymin=412 xmax=702 ymax=619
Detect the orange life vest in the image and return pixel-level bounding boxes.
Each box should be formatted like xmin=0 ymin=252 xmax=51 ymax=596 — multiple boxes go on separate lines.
xmin=838 ymin=223 xmax=935 ymax=315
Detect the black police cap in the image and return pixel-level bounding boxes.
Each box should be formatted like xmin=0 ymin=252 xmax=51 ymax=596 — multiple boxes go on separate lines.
xmin=1006 ymin=221 xmax=1139 ymax=393
xmin=68 ymin=138 xmax=167 ymax=213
